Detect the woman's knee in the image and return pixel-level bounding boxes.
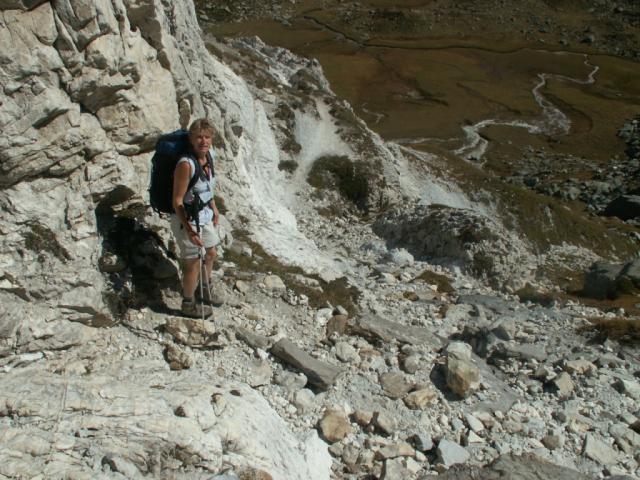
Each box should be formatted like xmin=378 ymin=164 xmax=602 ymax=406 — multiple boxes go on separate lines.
xmin=205 ymin=248 xmax=217 ymax=262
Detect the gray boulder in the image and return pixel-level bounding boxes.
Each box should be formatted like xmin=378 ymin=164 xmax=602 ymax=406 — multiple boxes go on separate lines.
xmin=603 ymin=195 xmax=640 ymax=220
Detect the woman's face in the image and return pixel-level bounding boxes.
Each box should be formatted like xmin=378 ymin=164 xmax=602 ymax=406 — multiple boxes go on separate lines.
xmin=190 ymin=129 xmax=213 ymax=158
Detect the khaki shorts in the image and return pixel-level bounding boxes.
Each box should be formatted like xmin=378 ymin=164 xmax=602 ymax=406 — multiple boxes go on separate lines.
xmin=170 ymin=216 xmax=220 ymax=259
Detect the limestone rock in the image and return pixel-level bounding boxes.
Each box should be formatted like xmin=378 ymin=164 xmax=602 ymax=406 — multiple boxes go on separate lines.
xmin=541 ymin=434 xmax=565 ymax=450
xmin=375 ymin=442 xmax=414 ymax=460
xmin=583 ymin=433 xmax=620 ymax=465
xmin=564 ymin=359 xmax=597 ymax=376
xmin=437 ymin=439 xmax=470 ymax=468
xmin=410 ymin=433 xmax=434 ymax=452
xmin=292 ymin=389 xmax=315 ymax=413
xmin=318 ymin=409 xmax=352 ymax=443
xmin=615 ymin=378 xmax=640 ymax=400
xmin=401 ymin=354 xmax=421 ymax=374
xmin=353 ymin=410 xmax=374 ymax=427
xmin=335 ymin=342 xmax=360 ymax=363
xmin=373 ymin=411 xmax=398 ymax=436
xmin=349 ymin=314 xmax=442 ymax=347
xmin=381 ymin=458 xmax=413 ymax=479
xmin=263 ymin=275 xmax=286 ymax=292
xmin=403 ymin=387 xmax=438 ymax=410
xmin=236 ymin=328 xmax=272 ymax=350
xmin=551 ymin=372 xmax=575 ymax=399
xmin=379 ymin=372 xmax=415 ymax=399
xmin=445 ymin=342 xmax=480 ymax=398
xmin=247 ymin=359 xmax=272 ymax=387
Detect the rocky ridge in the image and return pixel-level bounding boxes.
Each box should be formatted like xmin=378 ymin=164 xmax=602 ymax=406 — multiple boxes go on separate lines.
xmin=0 ymin=1 xmax=639 ymax=479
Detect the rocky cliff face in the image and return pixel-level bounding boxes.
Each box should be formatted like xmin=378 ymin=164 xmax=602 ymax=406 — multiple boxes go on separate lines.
xmin=1 ymin=1 xmax=639 ymax=479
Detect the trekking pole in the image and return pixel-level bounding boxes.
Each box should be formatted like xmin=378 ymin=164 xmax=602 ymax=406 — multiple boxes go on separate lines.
xmin=198 ymin=243 xmax=205 ymax=325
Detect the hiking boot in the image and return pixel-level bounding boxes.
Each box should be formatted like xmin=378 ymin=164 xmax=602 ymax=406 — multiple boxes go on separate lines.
xmin=196 ymin=281 xmax=226 ymax=307
xmin=181 ymin=298 xmax=213 ymax=318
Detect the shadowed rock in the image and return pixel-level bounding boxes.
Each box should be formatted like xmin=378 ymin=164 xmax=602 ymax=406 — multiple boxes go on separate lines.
xmin=603 ymin=195 xmax=640 ymax=220
xmin=348 ymin=314 xmax=442 ymax=347
xmin=437 ymin=453 xmax=598 ymax=479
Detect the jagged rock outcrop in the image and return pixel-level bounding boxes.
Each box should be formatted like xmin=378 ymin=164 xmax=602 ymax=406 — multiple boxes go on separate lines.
xmin=373 ymin=204 xmax=535 ymax=289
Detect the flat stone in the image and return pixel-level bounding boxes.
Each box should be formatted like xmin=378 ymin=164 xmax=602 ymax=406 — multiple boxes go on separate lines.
xmin=373 ymin=411 xmax=398 ymax=436
xmin=410 ymin=433 xmax=433 ymax=452
xmin=564 ymin=359 xmax=597 ymax=375
xmin=274 ymin=370 xmax=307 ymax=391
xmin=352 ymin=410 xmax=373 ymax=427
xmin=263 ymin=274 xmax=286 ymax=292
xmin=318 ymin=409 xmax=351 ymax=443
xmin=381 ymin=458 xmax=412 ymax=480
xmin=491 ymin=319 xmax=516 ymax=340
xmin=609 ymin=423 xmax=640 ymax=453
xmin=379 ymin=372 xmax=414 ymax=399
xmin=615 ymin=378 xmax=640 ymax=400
xmin=292 ymin=389 xmax=315 ymax=414
xmin=401 ymin=354 xmax=421 ymax=374
xmin=403 ymin=387 xmax=438 ymax=410
xmin=235 ymin=279 xmax=251 ymax=294
xmin=446 ymin=341 xmax=472 ymax=361
xmin=495 ymin=342 xmax=548 ymax=362
xmin=464 ymin=413 xmax=485 ymax=433
xmin=236 ymin=327 xmax=272 ymax=350
xmin=335 ymin=342 xmax=360 ymax=363
xmin=552 ymin=372 xmax=575 ymax=399
xmin=349 ymin=314 xmax=442 ymax=347
xmin=467 ymin=431 xmax=485 ymax=444
xmin=456 ymin=295 xmax=514 ymax=315
xmin=437 ymin=439 xmax=470 ymax=468
xmin=271 ymin=338 xmax=343 ymax=390
xmin=436 ymin=453 xmax=598 ymax=479
xmin=375 ymin=442 xmax=414 ymax=460
xmin=583 ymin=433 xmax=620 ymax=465
xmin=247 ymin=359 xmax=272 ymax=387
xmin=541 ymin=434 xmax=565 ymax=450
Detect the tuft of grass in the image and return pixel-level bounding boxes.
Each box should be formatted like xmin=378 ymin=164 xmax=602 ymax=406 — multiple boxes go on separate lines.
xmin=413 ymin=269 xmax=454 ymax=294
xmin=278 ymin=160 xmax=299 ymax=173
xmin=307 ymin=155 xmax=370 ymax=212
xmin=579 ymin=316 xmax=640 ymax=344
xmin=226 ymin=230 xmax=360 ymax=315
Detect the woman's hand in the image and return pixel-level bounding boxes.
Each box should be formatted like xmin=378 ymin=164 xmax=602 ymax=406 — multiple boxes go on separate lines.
xmin=187 ymin=227 xmax=204 ymax=247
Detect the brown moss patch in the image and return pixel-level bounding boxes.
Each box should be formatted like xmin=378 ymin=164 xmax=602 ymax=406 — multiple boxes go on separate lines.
xmin=413 ymin=269 xmax=454 ymax=294
xmin=24 ymin=223 xmax=71 ymax=262
xmin=226 ymin=230 xmax=360 ymax=315
xmin=578 ymin=316 xmax=640 ymax=344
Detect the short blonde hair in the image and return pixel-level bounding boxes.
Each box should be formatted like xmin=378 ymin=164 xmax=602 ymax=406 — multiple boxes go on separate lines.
xmin=188 ymin=118 xmax=215 ymax=137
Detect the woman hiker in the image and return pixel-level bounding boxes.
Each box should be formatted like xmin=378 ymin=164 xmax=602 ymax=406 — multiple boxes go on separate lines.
xmin=171 ymin=118 xmax=223 ymax=317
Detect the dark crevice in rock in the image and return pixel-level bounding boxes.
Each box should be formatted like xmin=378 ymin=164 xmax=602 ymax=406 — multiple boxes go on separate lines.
xmin=96 ymin=200 xmax=178 ymax=317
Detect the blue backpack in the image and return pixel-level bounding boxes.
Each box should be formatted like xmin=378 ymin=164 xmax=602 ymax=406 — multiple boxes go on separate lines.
xmin=148 ymin=130 xmax=214 ymax=215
